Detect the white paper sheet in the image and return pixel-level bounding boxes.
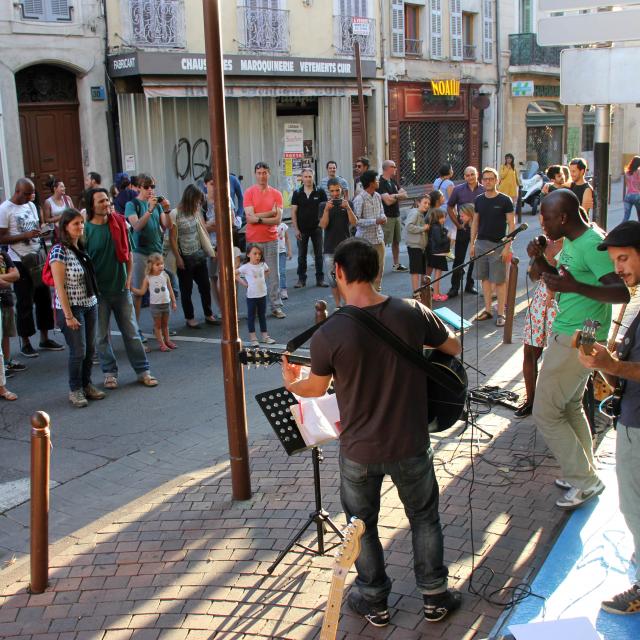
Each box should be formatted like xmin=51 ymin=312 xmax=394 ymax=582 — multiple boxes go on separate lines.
xmin=289 ymin=393 xmax=341 ymax=447
xmin=509 ymin=617 xmax=601 ymax=640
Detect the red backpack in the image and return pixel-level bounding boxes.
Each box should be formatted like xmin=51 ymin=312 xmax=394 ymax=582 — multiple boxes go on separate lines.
xmin=41 ymin=245 xmax=59 ymax=287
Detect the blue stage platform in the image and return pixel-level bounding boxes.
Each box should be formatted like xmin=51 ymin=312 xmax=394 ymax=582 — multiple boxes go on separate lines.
xmin=492 ymin=462 xmax=640 ymax=639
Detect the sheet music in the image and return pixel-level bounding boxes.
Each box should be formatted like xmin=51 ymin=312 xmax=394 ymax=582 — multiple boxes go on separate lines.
xmin=289 ymin=393 xmax=341 ymax=447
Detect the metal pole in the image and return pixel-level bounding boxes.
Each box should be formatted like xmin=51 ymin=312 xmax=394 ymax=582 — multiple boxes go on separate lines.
xmin=30 ymin=411 xmax=50 ymax=594
xmin=594 ymin=104 xmax=611 ymax=229
xmin=503 ymin=256 xmax=519 ymax=345
xmin=203 ymin=0 xmax=251 ymax=500
xmin=354 ymin=41 xmax=368 ymax=156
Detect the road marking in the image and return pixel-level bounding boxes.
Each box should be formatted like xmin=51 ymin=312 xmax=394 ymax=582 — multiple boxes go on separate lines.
xmin=0 ymin=477 xmax=59 ymax=513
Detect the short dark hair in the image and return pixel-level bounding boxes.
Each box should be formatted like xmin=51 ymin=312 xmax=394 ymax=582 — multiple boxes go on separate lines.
xmin=326 ymin=160 xmax=337 ymax=169
xmin=58 ymin=208 xmax=85 ymax=248
xmin=546 ymin=165 xmax=563 ymax=180
xmin=85 ymin=188 xmax=109 ymax=220
xmin=438 ymin=163 xmax=453 ymax=177
xmin=326 ymin=177 xmax=341 ymax=190
xmin=333 ymin=238 xmax=379 ymax=284
xmin=88 ymin=172 xmax=101 ymax=185
xmin=570 ymin=157 xmax=588 ymax=171
xmin=360 ymin=170 xmax=378 ymax=190
xmin=203 ymin=171 xmax=213 ymax=183
xmin=254 ymin=161 xmax=270 ymax=172
xmin=356 ymin=156 xmax=370 ymax=168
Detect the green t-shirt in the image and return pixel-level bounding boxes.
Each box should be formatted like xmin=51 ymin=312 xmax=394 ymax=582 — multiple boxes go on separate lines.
xmin=124 ymin=199 xmax=163 ymax=255
xmin=84 ymin=221 xmax=128 ymax=295
xmin=552 ymin=226 xmax=614 ymax=341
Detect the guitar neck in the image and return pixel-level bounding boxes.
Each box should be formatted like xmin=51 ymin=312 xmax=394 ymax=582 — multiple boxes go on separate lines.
xmin=320 ymin=572 xmax=347 ymax=640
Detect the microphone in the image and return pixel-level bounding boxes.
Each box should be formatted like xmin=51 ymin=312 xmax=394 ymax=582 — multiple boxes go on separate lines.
xmin=536 ymin=235 xmax=547 ymax=248
xmin=501 ymin=223 xmax=528 ymax=242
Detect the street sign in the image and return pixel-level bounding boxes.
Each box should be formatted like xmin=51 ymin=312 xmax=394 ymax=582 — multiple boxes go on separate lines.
xmin=512 ymin=81 xmax=534 ymax=97
xmin=539 ymin=0 xmax=640 ymax=9
xmin=538 ymin=8 xmax=640 ymax=46
xmin=560 ymin=47 xmax=640 ymax=105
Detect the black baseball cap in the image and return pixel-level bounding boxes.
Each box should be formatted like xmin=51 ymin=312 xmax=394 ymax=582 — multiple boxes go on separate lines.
xmin=597 ymin=221 xmax=640 ymax=251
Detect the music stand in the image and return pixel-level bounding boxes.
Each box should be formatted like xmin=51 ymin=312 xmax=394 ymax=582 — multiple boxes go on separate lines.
xmin=254 ymin=387 xmax=344 ymax=574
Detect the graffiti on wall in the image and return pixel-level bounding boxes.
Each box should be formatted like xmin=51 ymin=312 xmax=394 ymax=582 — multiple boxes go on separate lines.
xmin=174 ymin=138 xmax=211 ymax=182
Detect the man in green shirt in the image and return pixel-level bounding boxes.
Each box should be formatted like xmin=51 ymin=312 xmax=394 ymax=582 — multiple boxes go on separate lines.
xmin=528 ymin=189 xmax=629 ymax=510
xmin=85 ymin=189 xmax=157 ymax=389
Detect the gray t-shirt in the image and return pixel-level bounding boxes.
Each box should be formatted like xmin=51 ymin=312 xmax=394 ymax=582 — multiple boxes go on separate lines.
xmin=0 ymin=200 xmax=40 ymax=261
xmin=620 ymin=312 xmax=640 ymax=428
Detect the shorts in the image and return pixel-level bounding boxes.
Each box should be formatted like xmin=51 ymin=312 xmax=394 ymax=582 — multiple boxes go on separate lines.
xmin=324 ymin=254 xmax=337 ymax=288
xmin=207 ymin=255 xmax=218 ymax=278
xmin=1 ymin=305 xmax=16 ymax=338
xmin=407 ymin=247 xmax=427 ymax=274
xmin=474 ymin=239 xmax=507 ymax=284
xmin=428 ymin=254 xmax=448 ymax=272
xmin=383 ymin=216 xmax=402 ymax=245
xmin=150 ymin=303 xmax=170 ymax=318
xmin=131 ymin=252 xmax=148 ymax=290
xmin=524 ymin=280 xmax=557 ymax=348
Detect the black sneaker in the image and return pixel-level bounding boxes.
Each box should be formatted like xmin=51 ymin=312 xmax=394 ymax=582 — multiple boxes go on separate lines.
xmin=465 ymin=285 xmax=479 ymax=295
xmin=601 ymin=584 xmax=640 ymax=615
xmin=347 ymin=591 xmax=390 ymax=627
xmin=20 ymin=343 xmax=39 ymax=358
xmin=39 ymin=339 xmax=64 ymax=351
xmin=514 ymin=402 xmax=533 ymax=418
xmin=5 ymin=360 xmax=27 ymax=372
xmin=423 ymin=589 xmax=462 ymax=623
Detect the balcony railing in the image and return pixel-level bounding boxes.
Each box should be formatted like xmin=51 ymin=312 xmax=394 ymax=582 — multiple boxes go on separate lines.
xmin=509 ymin=33 xmax=562 ymax=67
xmin=463 ymin=44 xmax=476 ymax=60
xmin=404 ymin=38 xmax=423 ymax=57
xmin=125 ymin=0 xmax=185 ymax=49
xmin=334 ymin=15 xmax=376 ymax=57
xmin=238 ymin=6 xmax=289 ymax=53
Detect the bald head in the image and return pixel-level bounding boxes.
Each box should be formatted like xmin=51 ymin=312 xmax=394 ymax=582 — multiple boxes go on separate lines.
xmin=540 ymin=188 xmax=585 ymax=240
xmin=13 ymin=178 xmax=35 ymax=205
xmin=542 ymin=189 xmax=581 ymax=220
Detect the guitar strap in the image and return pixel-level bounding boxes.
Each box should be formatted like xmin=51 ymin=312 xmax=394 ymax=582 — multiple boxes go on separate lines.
xmin=286 ymin=318 xmax=327 ymax=353
xmin=615 ymin=308 xmax=640 ymax=400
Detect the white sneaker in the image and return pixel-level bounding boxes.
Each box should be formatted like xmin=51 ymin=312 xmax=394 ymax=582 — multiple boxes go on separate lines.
xmin=556 ymin=479 xmax=604 ymax=510
xmin=554 ymin=478 xmax=572 ymax=490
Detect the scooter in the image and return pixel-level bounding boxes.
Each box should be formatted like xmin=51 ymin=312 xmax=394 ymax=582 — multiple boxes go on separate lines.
xmin=519 ymin=161 xmax=549 ymax=216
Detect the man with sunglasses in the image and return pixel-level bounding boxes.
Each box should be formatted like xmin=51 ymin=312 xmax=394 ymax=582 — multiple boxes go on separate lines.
xmin=354 ymin=156 xmax=370 ymax=196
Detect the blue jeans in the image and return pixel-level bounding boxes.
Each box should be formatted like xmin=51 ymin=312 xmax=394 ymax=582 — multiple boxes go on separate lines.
xmin=97 ymin=291 xmax=149 ymax=376
xmin=246 ymin=296 xmax=267 ymax=334
xmin=279 ymin=252 xmax=287 ymax=290
xmin=623 ymin=193 xmax=640 ymax=222
xmin=339 ymin=449 xmax=448 ymax=603
xmin=56 ymin=305 xmax=97 ymax=391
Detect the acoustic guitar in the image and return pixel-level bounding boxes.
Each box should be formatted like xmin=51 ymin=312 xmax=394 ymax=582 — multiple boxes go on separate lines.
xmin=319 ymin=517 xmax=366 ymax=640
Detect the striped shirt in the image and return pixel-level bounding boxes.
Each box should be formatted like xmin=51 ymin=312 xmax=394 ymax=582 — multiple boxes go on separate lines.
xmin=353 ymin=190 xmax=385 ymax=245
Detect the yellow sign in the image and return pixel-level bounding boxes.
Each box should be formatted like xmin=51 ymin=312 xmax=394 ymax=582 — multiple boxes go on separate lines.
xmin=430 ymin=79 xmax=460 ymax=97
xmin=284 ymin=158 xmax=293 ymax=176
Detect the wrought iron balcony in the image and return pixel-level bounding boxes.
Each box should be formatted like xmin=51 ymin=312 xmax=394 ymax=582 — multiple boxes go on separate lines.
xmin=509 ymin=33 xmax=562 ymax=67
xmin=463 ymin=44 xmax=476 ymax=60
xmin=125 ymin=0 xmax=185 ymax=49
xmin=238 ymin=5 xmax=290 ymax=53
xmin=405 ymin=39 xmax=423 ymax=57
xmin=334 ymin=15 xmax=376 ymax=57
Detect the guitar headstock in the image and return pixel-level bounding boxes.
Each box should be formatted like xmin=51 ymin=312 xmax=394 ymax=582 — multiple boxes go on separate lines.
xmin=334 ymin=517 xmax=365 ymax=571
xmin=572 ymin=318 xmax=601 ymax=354
xmin=239 ymin=347 xmax=281 ymax=368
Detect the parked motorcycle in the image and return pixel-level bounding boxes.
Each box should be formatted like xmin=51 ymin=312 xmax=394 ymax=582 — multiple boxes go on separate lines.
xmin=519 ymin=161 xmax=549 ymax=216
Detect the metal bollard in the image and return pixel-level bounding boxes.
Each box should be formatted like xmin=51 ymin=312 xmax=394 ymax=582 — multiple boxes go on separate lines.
xmin=315 ymin=299 xmax=328 ymax=324
xmin=419 ymin=276 xmax=433 ymax=309
xmin=503 ymin=256 xmax=519 ymax=344
xmin=30 ymin=411 xmax=51 ymax=594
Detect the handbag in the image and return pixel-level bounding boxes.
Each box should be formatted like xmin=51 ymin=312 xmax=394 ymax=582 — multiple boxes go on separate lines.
xmin=169 ymin=209 xmax=216 ymax=262
xmin=20 ymin=248 xmax=47 ymax=289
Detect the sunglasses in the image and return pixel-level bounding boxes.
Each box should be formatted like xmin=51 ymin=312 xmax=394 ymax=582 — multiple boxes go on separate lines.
xmin=143 ymin=184 xmax=156 ymax=190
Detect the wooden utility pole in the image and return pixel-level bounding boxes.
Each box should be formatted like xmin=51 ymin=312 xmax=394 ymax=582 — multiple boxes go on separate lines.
xmin=354 ymin=41 xmax=368 ymax=156
xmin=202 ymin=0 xmax=251 ymax=500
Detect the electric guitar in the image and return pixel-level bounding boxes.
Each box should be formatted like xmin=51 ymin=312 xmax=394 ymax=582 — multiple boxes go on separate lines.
xmin=319 ymin=517 xmax=366 ymax=640
xmin=239 ymin=346 xmax=468 ymax=432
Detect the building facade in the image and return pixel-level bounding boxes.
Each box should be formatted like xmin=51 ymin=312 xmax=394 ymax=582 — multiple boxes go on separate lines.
xmin=0 ymin=0 xmax=112 ymax=203
xmin=106 ymin=0 xmax=386 ymax=206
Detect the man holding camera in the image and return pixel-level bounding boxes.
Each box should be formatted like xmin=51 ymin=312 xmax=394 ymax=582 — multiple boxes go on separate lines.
xmin=319 ymin=177 xmax=357 ymax=307
xmin=578 ymin=220 xmax=640 ymax=615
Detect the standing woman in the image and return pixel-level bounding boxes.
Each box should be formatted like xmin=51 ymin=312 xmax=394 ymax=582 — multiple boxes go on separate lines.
xmin=499 ymin=154 xmax=520 ymax=203
xmin=50 ymin=209 xmax=104 ymax=408
xmin=168 ymin=184 xmax=217 ymax=328
xmin=43 ymin=178 xmax=74 ymax=227
xmin=623 ymin=155 xmax=640 ymax=222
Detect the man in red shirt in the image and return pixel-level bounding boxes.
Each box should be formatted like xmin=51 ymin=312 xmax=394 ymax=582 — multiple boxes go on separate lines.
xmin=244 ymin=162 xmax=285 ymax=318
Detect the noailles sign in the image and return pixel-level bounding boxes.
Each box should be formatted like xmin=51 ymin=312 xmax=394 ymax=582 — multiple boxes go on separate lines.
xmin=430 ymin=79 xmax=461 ymax=97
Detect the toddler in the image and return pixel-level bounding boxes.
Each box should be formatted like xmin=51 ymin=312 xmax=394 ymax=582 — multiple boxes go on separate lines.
xmin=277 ymin=221 xmax=292 ymax=299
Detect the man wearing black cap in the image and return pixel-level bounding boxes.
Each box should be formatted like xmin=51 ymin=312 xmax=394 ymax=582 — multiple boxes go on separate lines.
xmin=527 ymin=189 xmax=629 ymax=510
xmin=578 ymin=220 xmax=640 ymax=615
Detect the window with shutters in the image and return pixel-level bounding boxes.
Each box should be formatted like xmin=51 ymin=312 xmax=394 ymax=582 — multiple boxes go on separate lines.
xmin=483 ymin=0 xmax=494 ymax=62
xmin=335 ymin=0 xmax=376 ymax=57
xmin=127 ymin=0 xmax=186 ymax=49
xmin=519 ymin=0 xmax=532 ymax=33
xmin=462 ymin=12 xmax=475 ymax=60
xmin=404 ymin=5 xmax=422 ymax=57
xmin=238 ymin=0 xmax=289 ymax=53
xmin=430 ymin=0 xmax=442 ymax=59
xmin=19 ymin=0 xmax=73 ymax=21
xmin=391 ymin=0 xmax=405 ymax=57
xmin=450 ymin=0 xmax=462 ymax=61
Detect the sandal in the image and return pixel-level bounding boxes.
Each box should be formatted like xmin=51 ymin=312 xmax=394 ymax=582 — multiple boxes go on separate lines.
xmin=159 ymin=344 xmax=171 ymax=352
xmin=0 ymin=389 xmax=18 ymax=401
xmin=496 ymin=314 xmax=506 ymax=327
xmin=104 ymin=375 xmax=118 ymax=389
xmin=476 ymin=310 xmax=493 ymax=321
xmin=137 ymin=373 xmax=159 ymax=387
xmin=165 ymin=341 xmax=177 ymax=350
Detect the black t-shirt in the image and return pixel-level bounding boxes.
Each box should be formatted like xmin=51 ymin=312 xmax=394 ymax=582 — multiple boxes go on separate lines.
xmin=291 ymin=187 xmax=328 ymax=233
xmin=0 ymin=250 xmax=15 ymax=307
xmin=323 ymin=203 xmax=352 ymax=254
xmin=310 ymin=297 xmax=449 ymax=464
xmin=570 ymin=181 xmax=594 ymax=208
xmin=475 ymin=193 xmax=514 ymax=242
xmin=377 ymin=177 xmax=400 ymax=218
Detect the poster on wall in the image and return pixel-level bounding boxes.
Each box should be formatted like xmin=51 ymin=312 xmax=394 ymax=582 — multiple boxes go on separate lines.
xmin=125 ymin=154 xmax=136 ymax=172
xmin=284 ymin=123 xmax=304 ymax=159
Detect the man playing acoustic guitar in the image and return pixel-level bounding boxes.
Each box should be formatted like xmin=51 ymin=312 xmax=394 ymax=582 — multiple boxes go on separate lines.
xmin=527 ymin=189 xmax=629 ymax=510
xmin=578 ymin=220 xmax=640 ymax=616
xmin=282 ymin=238 xmax=462 ymax=628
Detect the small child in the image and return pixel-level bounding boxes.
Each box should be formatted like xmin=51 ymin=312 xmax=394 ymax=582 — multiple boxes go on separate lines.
xmin=277 ymin=221 xmax=292 ymax=300
xmin=404 ymin=194 xmax=430 ymax=293
xmin=427 ymin=205 xmax=450 ymax=302
xmin=236 ymin=244 xmax=276 ymax=346
xmin=132 ymin=253 xmax=177 ymax=352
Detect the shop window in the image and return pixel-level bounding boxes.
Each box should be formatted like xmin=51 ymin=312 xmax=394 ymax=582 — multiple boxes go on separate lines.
xmin=18 ymin=0 xmax=73 ymax=21
xmin=399 ymin=121 xmax=469 ymax=188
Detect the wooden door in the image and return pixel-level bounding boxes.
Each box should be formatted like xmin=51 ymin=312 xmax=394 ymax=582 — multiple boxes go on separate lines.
xmin=19 ymin=103 xmax=84 ymax=206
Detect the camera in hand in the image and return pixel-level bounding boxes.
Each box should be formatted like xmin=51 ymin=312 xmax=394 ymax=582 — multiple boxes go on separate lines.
xmin=157 ymin=196 xmax=165 ymax=203
xmin=332 ymin=199 xmax=342 ymax=208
